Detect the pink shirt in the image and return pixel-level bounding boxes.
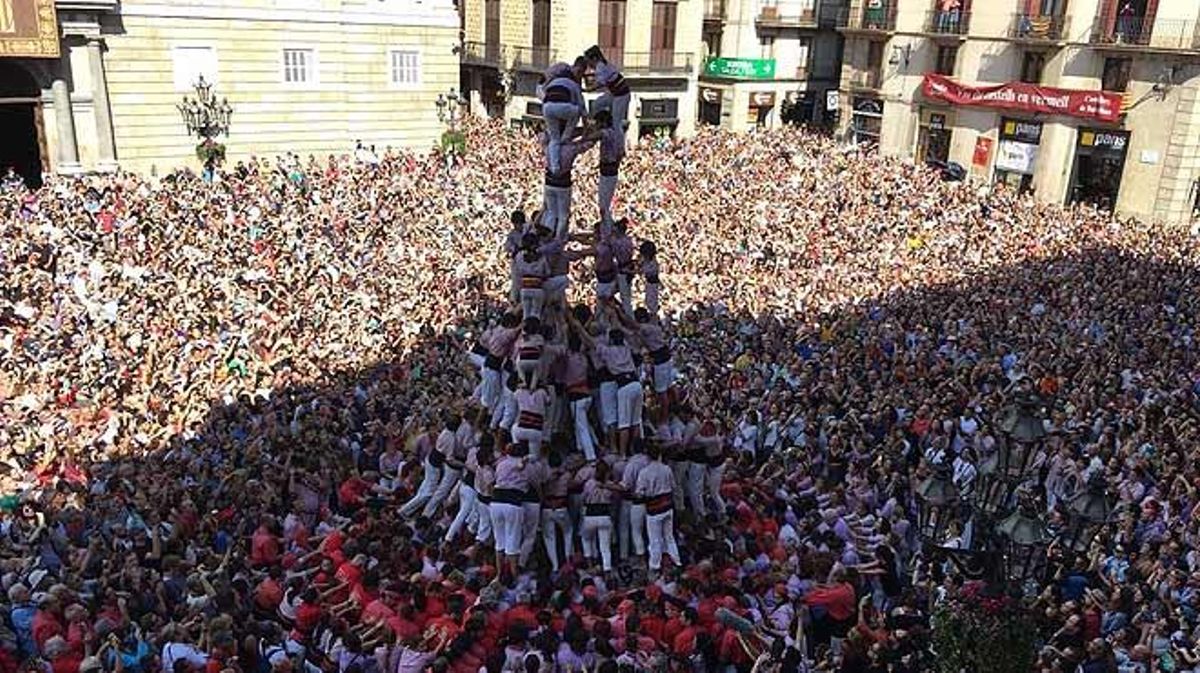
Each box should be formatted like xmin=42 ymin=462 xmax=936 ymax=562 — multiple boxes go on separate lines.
xmin=583 ymin=478 xmax=615 ymax=505
xmin=495 ymin=456 xmax=529 ymax=491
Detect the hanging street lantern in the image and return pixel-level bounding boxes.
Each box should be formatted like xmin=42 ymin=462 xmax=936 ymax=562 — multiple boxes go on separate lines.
xmin=996 ymin=489 xmax=1051 ymax=583
xmin=1060 ymin=473 xmax=1114 ymax=555
xmin=917 ymin=462 xmax=961 ymax=546
xmin=996 ymin=392 xmax=1046 ymax=483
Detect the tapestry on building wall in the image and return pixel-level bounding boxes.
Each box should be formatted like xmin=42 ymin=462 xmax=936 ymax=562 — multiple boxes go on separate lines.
xmin=0 ymin=0 xmax=60 ymax=58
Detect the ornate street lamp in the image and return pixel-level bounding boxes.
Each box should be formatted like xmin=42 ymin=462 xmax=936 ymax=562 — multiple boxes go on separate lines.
xmin=1060 ymin=474 xmax=1114 ymax=555
xmin=996 ymin=490 xmax=1052 ymax=583
xmin=971 ymin=451 xmax=1009 ymax=518
xmin=996 ymin=393 xmax=1047 ymax=482
xmin=436 ymin=88 xmax=468 ymax=127
xmin=177 ymin=76 xmax=233 ymax=140
xmin=917 ymin=462 xmax=960 ymax=546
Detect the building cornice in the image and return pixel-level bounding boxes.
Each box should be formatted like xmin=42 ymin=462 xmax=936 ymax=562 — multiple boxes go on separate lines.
xmin=117 ymin=2 xmax=459 ymax=29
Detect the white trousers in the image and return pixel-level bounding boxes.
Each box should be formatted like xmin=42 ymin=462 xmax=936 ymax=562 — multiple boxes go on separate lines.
xmin=520 ymin=287 xmax=545 ymax=320
xmin=474 ymin=497 xmax=493 ymax=544
xmin=617 ymin=273 xmax=633 ymax=315
xmin=519 ymin=502 xmax=541 ymax=565
xmin=619 ymin=501 xmax=646 ymax=558
xmin=543 ymin=101 xmax=580 ymax=174
xmin=598 ymin=174 xmax=618 ymax=226
xmin=400 ymin=461 xmax=441 ymax=518
xmin=686 ymin=462 xmax=707 ymax=518
xmin=671 ymin=461 xmax=689 ymax=512
xmin=708 ymin=463 xmax=727 ymax=516
xmin=481 ymin=366 xmax=502 ymax=411
xmin=616 ymin=381 xmax=644 ymax=430
xmin=511 ymin=426 xmax=544 ymax=457
xmin=571 ymin=396 xmax=598 ymax=461
xmin=445 ymin=483 xmax=478 ymax=542
xmin=596 ymin=91 xmax=631 ymax=134
xmin=646 ymin=509 xmax=681 ymax=571
xmin=543 ymin=184 xmax=572 ymax=240
xmin=490 ymin=501 xmax=523 ymax=555
xmin=600 ymin=381 xmax=618 ymax=429
xmin=540 ymin=507 xmax=574 ymax=570
xmin=422 ymin=467 xmax=461 ymax=518
xmin=581 ymin=514 xmax=614 ymax=571
xmin=645 ymin=282 xmax=660 ymax=317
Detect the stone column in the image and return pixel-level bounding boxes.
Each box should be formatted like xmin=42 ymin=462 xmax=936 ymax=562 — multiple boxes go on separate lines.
xmin=88 ymin=38 xmax=118 ymax=171
xmin=50 ymin=78 xmax=82 ymax=174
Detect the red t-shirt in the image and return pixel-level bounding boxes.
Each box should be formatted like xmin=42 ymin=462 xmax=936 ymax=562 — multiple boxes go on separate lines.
xmin=254 ymin=578 xmax=284 ymax=610
xmin=251 ymin=527 xmax=281 ymax=567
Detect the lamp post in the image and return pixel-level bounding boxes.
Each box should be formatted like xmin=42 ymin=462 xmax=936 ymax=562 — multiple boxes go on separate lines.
xmin=176 ymin=76 xmax=233 ymax=177
xmin=916 ymin=392 xmax=1057 ymax=588
xmin=435 ymin=88 xmax=467 ymax=128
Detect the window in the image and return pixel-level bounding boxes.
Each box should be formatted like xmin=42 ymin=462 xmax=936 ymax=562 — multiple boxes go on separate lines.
xmin=759 ymin=35 xmax=775 ymax=60
xmin=172 ymin=46 xmax=217 ymax=91
xmin=1102 ymin=57 xmax=1131 ymax=92
xmin=598 ymin=1 xmax=626 ymax=66
xmin=282 ymin=49 xmax=315 ymax=84
xmin=485 ymin=0 xmax=500 ymax=53
xmin=650 ymin=2 xmax=677 ymax=70
xmin=390 ymin=49 xmax=420 ymax=86
xmin=702 ymin=28 xmax=722 ymax=58
xmin=866 ymin=40 xmax=884 ymax=69
xmin=532 ymin=0 xmax=551 ymax=49
xmin=935 ymin=45 xmax=958 ymax=76
xmin=1020 ymin=51 xmax=1045 ymax=84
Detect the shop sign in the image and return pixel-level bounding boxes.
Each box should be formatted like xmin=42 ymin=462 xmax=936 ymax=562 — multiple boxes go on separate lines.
xmin=751 ymin=91 xmax=776 ymax=107
xmin=700 ymin=87 xmax=721 ymax=104
xmin=923 ymin=74 xmax=1122 ymax=123
xmin=972 ymin=136 xmax=994 ymax=168
xmin=704 ymin=57 xmax=777 ymax=80
xmin=929 ymin=113 xmax=946 ymax=129
xmin=996 ymin=140 xmax=1039 ymax=175
xmin=1000 ymin=118 xmax=1043 ymax=144
xmin=1079 ymin=129 xmax=1129 ymax=151
xmin=825 ymin=90 xmax=840 ymax=111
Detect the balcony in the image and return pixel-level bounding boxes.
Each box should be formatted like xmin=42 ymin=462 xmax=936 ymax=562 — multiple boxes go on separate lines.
xmin=610 ymin=51 xmax=694 ymax=76
xmin=1090 ymin=17 xmax=1200 ymax=52
xmin=509 ymin=45 xmax=558 ymax=72
xmin=704 ymin=0 xmax=725 ymax=23
xmin=461 ymin=40 xmax=504 ymax=67
xmin=923 ymin=9 xmax=970 ymax=37
xmin=1008 ymin=13 xmax=1068 ymax=42
xmin=847 ymin=69 xmax=882 ymax=90
xmin=757 ymin=1 xmax=819 ymax=29
xmin=837 ymin=4 xmax=896 ymax=33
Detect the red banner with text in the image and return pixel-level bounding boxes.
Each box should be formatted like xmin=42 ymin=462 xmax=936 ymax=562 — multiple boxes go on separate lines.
xmin=922 ymin=74 xmax=1122 ymax=124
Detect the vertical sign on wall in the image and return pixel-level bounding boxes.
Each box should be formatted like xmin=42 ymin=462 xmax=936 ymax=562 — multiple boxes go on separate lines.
xmin=972 ymin=136 xmax=994 ymax=168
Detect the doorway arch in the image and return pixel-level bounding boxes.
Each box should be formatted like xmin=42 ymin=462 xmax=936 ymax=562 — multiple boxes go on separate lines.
xmin=0 ymin=60 xmax=46 ymax=188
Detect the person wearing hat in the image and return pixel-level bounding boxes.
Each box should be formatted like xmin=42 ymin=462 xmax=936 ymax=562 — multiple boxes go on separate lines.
xmin=634 ymin=444 xmax=681 ymax=576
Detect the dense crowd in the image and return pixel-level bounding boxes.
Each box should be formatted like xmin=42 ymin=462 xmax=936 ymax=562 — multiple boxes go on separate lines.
xmin=3 ymin=86 xmax=1200 ymax=673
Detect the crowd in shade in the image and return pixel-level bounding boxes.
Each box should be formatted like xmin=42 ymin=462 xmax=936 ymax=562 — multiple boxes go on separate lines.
xmin=2 ymin=82 xmax=1200 ymax=673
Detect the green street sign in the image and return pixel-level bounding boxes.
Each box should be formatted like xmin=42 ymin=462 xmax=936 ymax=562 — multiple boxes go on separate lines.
xmin=703 ymin=57 xmax=776 ymax=80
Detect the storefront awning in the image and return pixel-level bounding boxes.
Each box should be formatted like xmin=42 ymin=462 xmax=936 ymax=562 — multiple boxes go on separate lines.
xmin=921 ymin=74 xmax=1122 ymax=124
